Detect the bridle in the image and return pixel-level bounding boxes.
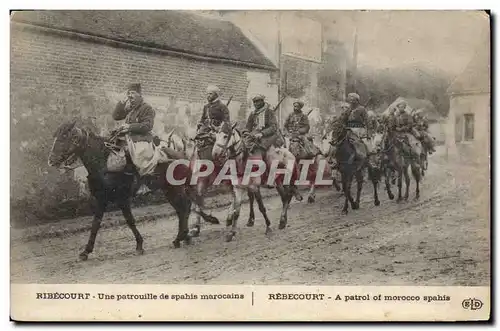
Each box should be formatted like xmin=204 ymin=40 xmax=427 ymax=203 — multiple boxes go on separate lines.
xmin=214 ymin=127 xmax=243 ymax=159
xmin=49 ymin=125 xmax=90 ymax=170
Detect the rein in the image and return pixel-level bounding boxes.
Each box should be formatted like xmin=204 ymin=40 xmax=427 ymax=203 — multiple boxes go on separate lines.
xmin=57 ymin=126 xmax=90 ymax=170
xmin=215 ymin=128 xmax=244 ymax=159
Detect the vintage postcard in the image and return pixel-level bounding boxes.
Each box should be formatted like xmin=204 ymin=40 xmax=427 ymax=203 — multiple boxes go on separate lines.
xmin=9 ymin=9 xmax=490 ymax=322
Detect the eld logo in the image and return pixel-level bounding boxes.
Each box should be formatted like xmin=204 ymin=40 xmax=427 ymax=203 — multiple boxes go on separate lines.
xmin=462 ymin=298 xmax=484 ymax=311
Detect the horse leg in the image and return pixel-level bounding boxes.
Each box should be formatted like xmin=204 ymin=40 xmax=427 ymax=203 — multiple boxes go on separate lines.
xmin=371 ymin=169 xmax=380 ymax=206
xmin=341 ymin=172 xmax=352 ymax=215
xmin=307 ymin=157 xmax=318 ymax=203
xmin=225 ymin=187 xmax=243 ymax=242
xmin=385 ymin=167 xmax=395 ymax=200
xmin=189 ymin=181 xmax=204 ymax=238
xmin=332 ymin=176 xmax=342 ymax=192
xmin=307 ymin=183 xmax=316 ymax=203
xmin=403 ymin=164 xmax=411 ymax=201
xmin=254 ymin=186 xmax=272 ymax=235
xmin=397 ymin=167 xmax=403 ymax=203
xmin=352 ymin=170 xmax=363 ymax=210
xmin=411 ymin=162 xmax=421 ymax=200
xmin=246 ymin=189 xmax=256 ymax=227
xmin=80 ymin=199 xmax=107 ymax=261
xmin=118 ymin=199 xmax=144 ymax=255
xmin=420 ymin=154 xmax=426 ymax=177
xmin=225 ymin=188 xmax=236 ymax=227
xmin=276 ymin=183 xmax=292 ymax=229
xmin=165 ymin=187 xmax=192 ymax=248
xmin=189 ymin=179 xmax=219 ymax=237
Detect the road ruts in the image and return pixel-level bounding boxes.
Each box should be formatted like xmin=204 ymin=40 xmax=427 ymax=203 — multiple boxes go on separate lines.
xmin=11 ymin=156 xmax=490 ymax=286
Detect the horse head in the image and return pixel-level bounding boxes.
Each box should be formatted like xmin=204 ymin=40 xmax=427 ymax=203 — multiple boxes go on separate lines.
xmin=165 ymin=129 xmax=187 ymax=154
xmin=212 ymin=121 xmax=239 ymax=164
xmin=48 ymin=119 xmax=87 ymax=168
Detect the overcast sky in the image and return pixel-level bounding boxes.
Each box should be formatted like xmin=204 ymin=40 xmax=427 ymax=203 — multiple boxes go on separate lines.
xmin=353 ymin=10 xmax=489 ymax=76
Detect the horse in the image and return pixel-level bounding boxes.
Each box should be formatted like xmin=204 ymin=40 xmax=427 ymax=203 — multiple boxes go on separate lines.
xmin=381 ymin=129 xmax=422 ymax=201
xmin=183 ymin=125 xmax=226 ymax=239
xmin=282 ymin=134 xmax=337 ymax=203
xmin=324 ymin=123 xmax=369 ymax=214
xmin=47 ymin=119 xmax=200 ymax=261
xmin=368 ymin=130 xmax=395 ymax=204
xmin=211 ymin=122 xmax=299 ymax=242
xmin=319 ymin=130 xmax=345 ymax=193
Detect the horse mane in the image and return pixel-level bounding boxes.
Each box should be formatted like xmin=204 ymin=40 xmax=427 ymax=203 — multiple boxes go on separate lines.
xmin=219 ymin=121 xmax=232 ymax=134
xmin=54 ymin=117 xmax=100 ymax=137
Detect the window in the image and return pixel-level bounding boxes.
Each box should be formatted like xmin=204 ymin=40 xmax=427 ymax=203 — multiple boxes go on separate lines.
xmin=455 ymin=113 xmax=475 ymax=143
xmin=463 ymin=114 xmax=475 ymax=141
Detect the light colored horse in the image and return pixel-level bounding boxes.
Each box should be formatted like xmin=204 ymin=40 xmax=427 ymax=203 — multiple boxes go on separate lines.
xmin=211 ymin=123 xmax=299 ymax=242
xmin=283 ymin=135 xmax=339 ymax=203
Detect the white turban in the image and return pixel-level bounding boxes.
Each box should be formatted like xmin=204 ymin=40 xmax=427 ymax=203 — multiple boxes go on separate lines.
xmin=206 ymin=85 xmax=220 ymax=95
xmin=347 ymin=93 xmax=360 ymax=101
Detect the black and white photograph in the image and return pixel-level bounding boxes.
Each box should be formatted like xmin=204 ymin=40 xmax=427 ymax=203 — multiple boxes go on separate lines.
xmin=9 ymin=8 xmax=491 ymax=321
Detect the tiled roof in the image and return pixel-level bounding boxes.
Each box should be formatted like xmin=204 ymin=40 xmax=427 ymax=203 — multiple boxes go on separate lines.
xmin=11 ymin=10 xmax=277 ymax=70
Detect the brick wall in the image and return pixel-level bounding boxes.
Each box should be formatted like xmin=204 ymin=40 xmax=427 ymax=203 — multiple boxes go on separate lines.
xmin=10 ymin=22 xmax=274 ymax=221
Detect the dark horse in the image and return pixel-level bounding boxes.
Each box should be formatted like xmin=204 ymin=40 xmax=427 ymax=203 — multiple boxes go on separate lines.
xmin=48 ymin=119 xmax=201 ymax=261
xmin=326 ymin=123 xmax=368 ymax=214
xmin=369 ymin=131 xmax=396 ymax=203
xmin=380 ymin=129 xmax=422 ymax=202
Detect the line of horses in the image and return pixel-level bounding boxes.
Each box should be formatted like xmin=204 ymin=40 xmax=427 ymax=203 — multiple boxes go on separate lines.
xmin=47 ymin=118 xmax=426 ymax=261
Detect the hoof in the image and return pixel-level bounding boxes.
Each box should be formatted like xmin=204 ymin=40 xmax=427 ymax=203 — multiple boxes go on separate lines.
xmin=295 ymin=195 xmax=303 ymax=202
xmin=388 ymin=193 xmax=395 ymax=200
xmin=341 ymin=209 xmax=348 ymax=215
xmin=396 ymin=197 xmax=402 ymax=203
xmin=189 ymin=227 xmax=200 ymax=238
xmin=135 ymin=248 xmax=145 ymax=256
xmin=415 ymin=195 xmax=420 ymax=201
xmin=172 ymin=240 xmax=181 ymax=249
xmin=265 ymin=227 xmax=273 ymax=235
xmin=79 ymin=252 xmax=89 ymax=261
xmin=246 ymin=219 xmax=255 ymax=227
xmin=278 ymin=222 xmax=286 ymax=230
xmin=374 ymin=200 xmax=380 ymax=206
xmin=404 ymin=196 xmax=409 ymax=201
xmin=224 ymin=233 xmax=235 ymax=242
xmin=351 ymin=202 xmax=360 ymax=210
xmin=307 ymin=196 xmax=315 ymax=204
xmin=206 ymin=215 xmax=220 ymax=225
xmin=184 ymin=236 xmax=193 ymax=246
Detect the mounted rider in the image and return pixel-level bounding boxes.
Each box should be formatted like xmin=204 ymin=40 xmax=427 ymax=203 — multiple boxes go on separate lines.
xmin=243 ymin=94 xmax=300 ymax=197
xmin=243 ymin=94 xmax=283 ymax=155
xmin=195 ymin=85 xmax=230 ymax=158
xmin=412 ymin=109 xmax=436 ymax=154
xmin=284 ymin=100 xmax=321 ymax=160
xmin=392 ymin=101 xmax=422 ymax=157
xmin=111 ymin=83 xmax=164 ymax=177
xmin=337 ymin=93 xmax=370 ymax=164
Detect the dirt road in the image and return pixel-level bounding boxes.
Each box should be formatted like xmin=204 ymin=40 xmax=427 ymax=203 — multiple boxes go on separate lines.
xmin=11 ymin=153 xmax=490 ymax=285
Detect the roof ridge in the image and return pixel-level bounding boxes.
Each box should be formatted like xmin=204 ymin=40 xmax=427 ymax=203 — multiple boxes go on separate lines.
xmin=11 ymin=10 xmax=278 ymax=70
